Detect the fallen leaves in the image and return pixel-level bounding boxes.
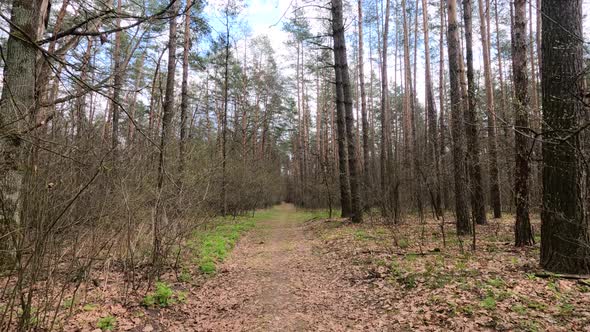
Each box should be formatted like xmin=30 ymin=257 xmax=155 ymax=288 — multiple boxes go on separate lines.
xmin=7 ymin=206 xmax=589 ymax=331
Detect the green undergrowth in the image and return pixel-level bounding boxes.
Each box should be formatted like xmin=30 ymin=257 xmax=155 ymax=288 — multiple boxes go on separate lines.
xmin=142 ymin=282 xmax=186 ymax=307
xmin=187 ymin=206 xmax=331 ymax=275
xmin=188 ymin=209 xmax=277 ymax=274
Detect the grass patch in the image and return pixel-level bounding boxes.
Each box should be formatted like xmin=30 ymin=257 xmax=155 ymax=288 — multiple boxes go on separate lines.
xmin=354 ymin=230 xmax=374 ymax=241
xmin=480 ymin=295 xmax=497 ymax=310
xmin=512 ymin=304 xmax=527 ymax=314
xmin=189 ymin=214 xmax=258 ymax=275
xmin=558 ymin=302 xmax=574 ymax=316
xmin=398 ymin=238 xmax=410 ymax=249
xmin=82 ymin=303 xmax=97 ymax=311
xmin=97 ymin=315 xmax=116 ymax=331
xmin=486 ymin=277 xmax=505 ymax=288
xmin=142 ymin=282 xmax=187 ymax=307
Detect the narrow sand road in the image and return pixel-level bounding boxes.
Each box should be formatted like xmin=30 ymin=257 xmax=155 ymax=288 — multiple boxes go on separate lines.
xmin=186 ymin=203 xmax=389 ymax=331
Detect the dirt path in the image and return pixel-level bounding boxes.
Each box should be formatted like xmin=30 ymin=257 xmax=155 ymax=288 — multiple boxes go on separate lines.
xmin=183 ymin=203 xmax=389 ymax=331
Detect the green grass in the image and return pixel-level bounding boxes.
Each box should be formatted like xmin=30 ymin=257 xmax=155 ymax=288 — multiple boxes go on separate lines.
xmin=82 ymin=303 xmax=97 ymax=311
xmin=188 ymin=206 xmax=332 ymax=275
xmin=97 ymin=315 xmax=116 ymax=331
xmin=486 ymin=277 xmax=505 ymax=288
xmin=188 ymin=209 xmax=271 ymax=275
xmin=480 ymin=295 xmax=497 ymax=310
xmin=512 ymin=304 xmax=527 ymax=314
xmin=193 ymin=220 xmax=255 ymax=274
xmin=143 ymin=282 xmax=175 ymax=307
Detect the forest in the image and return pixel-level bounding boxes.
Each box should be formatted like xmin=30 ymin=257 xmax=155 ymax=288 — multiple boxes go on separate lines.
xmin=0 ymin=0 xmax=589 ymax=330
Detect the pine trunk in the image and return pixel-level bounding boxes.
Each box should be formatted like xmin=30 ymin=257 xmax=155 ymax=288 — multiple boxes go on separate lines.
xmin=478 ymin=0 xmax=502 ymax=218
xmin=179 ymin=0 xmax=193 ymax=177
xmin=540 ymin=0 xmax=590 ymax=273
xmin=154 ymin=0 xmax=179 ymax=267
xmin=357 ymin=0 xmax=371 ymax=210
xmin=462 ymin=0 xmax=487 ymax=226
xmin=512 ymin=0 xmax=534 ymax=246
xmin=446 ymin=0 xmax=472 ymax=235
xmin=379 ymin=0 xmax=391 ymax=218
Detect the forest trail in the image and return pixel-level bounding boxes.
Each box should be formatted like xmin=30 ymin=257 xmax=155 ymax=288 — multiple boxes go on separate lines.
xmin=187 ymin=203 xmax=383 ymax=331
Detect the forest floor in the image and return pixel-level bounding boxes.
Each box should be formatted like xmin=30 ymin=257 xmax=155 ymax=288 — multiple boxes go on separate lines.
xmin=65 ymin=204 xmax=590 ymax=331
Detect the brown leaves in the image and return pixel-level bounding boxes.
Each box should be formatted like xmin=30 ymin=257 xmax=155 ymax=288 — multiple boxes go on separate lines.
xmin=33 ymin=207 xmax=590 ymax=331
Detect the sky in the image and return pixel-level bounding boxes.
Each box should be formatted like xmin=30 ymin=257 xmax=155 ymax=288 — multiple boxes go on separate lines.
xmin=240 ymin=0 xmax=295 ymax=64
xmin=205 ymin=0 xmax=293 ymax=58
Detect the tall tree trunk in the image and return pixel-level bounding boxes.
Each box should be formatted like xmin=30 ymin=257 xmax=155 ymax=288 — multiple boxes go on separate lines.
xmin=357 ymin=0 xmax=370 ymax=209
xmin=221 ymin=9 xmax=230 ymax=216
xmin=528 ymin=1 xmax=540 ymax=131
xmin=512 ymin=0 xmax=534 ymax=246
xmin=478 ymin=0 xmax=501 ymax=218
xmin=0 ymin=0 xmax=46 ymax=265
xmin=379 ymin=0 xmax=391 ymax=218
xmin=439 ymin=0 xmax=450 ymax=211
xmin=402 ymin=0 xmax=413 ymax=168
xmin=332 ymin=0 xmax=363 ymax=223
xmin=540 ymin=0 xmax=590 ymax=273
xmin=462 ymin=0 xmax=487 ymax=226
xmin=111 ymin=0 xmax=123 ymax=153
xmin=332 ymin=0 xmax=352 ymax=219
xmin=422 ymin=0 xmax=441 ymax=218
xmin=447 ymin=0 xmax=471 ymax=235
xmin=154 ymin=0 xmax=179 ymax=267
xmin=179 ymin=0 xmax=193 ymax=178
xmin=494 ymin=0 xmax=512 ymax=212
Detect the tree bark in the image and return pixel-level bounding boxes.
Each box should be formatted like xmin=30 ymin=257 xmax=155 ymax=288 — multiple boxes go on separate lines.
xmin=332 ymin=0 xmax=354 ymax=219
xmin=111 ymin=0 xmax=123 ymax=152
xmin=478 ymin=0 xmax=502 ymax=218
xmin=0 ymin=0 xmax=46 ymax=265
xmin=540 ymin=0 xmax=590 ymax=273
xmin=446 ymin=0 xmax=471 ymax=235
xmin=462 ymin=0 xmax=487 ymax=226
xmin=422 ymin=0 xmax=441 ymax=218
xmin=179 ymin=0 xmax=193 ymax=177
xmin=357 ymin=0 xmax=370 ymax=210
xmin=336 ymin=1 xmax=362 ymax=223
xmin=221 ymin=7 xmax=231 ymax=216
xmin=439 ymin=0 xmax=449 ymax=211
xmin=512 ymin=0 xmax=534 ymax=246
xmin=379 ymin=0 xmax=391 ymax=218
xmin=154 ymin=0 xmax=179 ymax=267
